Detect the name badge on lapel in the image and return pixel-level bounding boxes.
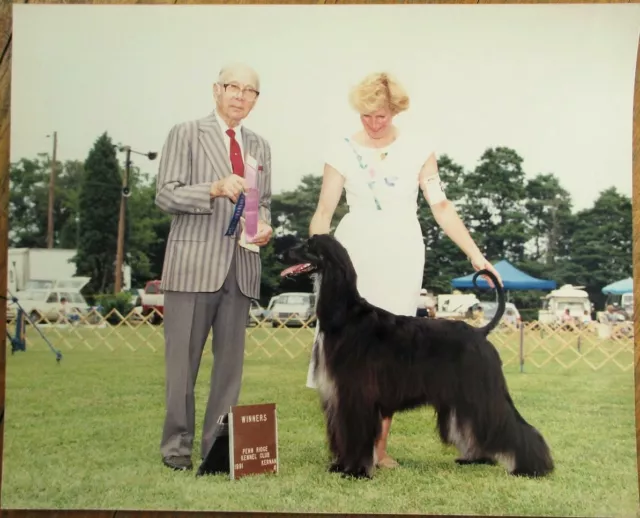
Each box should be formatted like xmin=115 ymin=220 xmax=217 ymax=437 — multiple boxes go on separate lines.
xmin=239 ymin=218 xmax=259 ymax=253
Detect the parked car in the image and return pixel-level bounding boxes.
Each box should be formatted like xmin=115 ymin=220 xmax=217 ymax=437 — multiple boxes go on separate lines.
xmin=246 ymin=299 xmax=264 ymax=327
xmin=270 ymin=292 xmax=316 ymax=328
xmin=261 ymin=295 xmax=280 ymax=325
xmin=141 ymin=280 xmax=164 ymax=323
xmin=6 ymin=288 xmax=90 ymax=324
xmin=471 ymin=301 xmax=521 ymax=328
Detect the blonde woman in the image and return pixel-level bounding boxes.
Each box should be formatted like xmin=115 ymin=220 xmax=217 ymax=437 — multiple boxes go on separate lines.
xmin=305 ymin=71 xmax=502 ymax=469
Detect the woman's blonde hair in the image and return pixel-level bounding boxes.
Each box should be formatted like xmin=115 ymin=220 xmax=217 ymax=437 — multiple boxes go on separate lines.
xmin=348 ymin=72 xmax=410 ymax=116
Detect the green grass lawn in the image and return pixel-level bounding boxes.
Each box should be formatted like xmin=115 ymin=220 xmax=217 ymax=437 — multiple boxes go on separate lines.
xmin=1 ymin=325 xmax=638 ymax=516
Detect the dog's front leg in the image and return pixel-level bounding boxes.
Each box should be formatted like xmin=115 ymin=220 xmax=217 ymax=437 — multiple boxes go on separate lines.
xmin=321 ymin=397 xmax=344 ymax=472
xmin=332 ymin=393 xmax=379 ymax=480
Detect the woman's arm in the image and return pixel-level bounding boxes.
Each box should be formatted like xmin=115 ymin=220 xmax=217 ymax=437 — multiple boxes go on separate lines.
xmin=309 ymin=164 xmax=346 ymax=236
xmin=418 ymin=153 xmax=503 ymax=287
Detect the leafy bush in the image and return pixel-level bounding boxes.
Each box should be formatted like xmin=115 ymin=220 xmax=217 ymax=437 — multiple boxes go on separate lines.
xmin=93 ymin=292 xmax=135 ymax=324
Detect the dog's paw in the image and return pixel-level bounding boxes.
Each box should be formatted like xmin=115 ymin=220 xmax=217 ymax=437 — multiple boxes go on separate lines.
xmin=328 ymin=461 xmax=344 ymax=473
xmin=455 ymin=457 xmax=496 ymax=466
xmin=340 ymin=466 xmax=373 ymax=480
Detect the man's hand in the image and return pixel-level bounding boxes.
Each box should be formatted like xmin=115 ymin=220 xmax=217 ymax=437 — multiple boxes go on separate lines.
xmin=470 ymin=254 xmax=503 ymax=288
xmin=211 ymin=175 xmax=246 ymax=203
xmin=251 ymin=220 xmax=273 ymax=247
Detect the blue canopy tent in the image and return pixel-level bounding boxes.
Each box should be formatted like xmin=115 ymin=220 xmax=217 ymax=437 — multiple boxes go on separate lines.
xmin=450 ymin=259 xmax=557 ymax=292
xmin=601 ymin=277 xmax=633 ymax=295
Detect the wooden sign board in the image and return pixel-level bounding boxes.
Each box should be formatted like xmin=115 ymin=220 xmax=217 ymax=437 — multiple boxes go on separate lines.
xmin=228 ymin=402 xmax=279 ymax=480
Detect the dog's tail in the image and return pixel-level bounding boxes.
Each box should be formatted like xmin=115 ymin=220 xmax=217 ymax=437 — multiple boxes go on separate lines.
xmin=473 ymin=269 xmax=505 ymax=337
xmin=500 ymin=390 xmax=554 ymax=478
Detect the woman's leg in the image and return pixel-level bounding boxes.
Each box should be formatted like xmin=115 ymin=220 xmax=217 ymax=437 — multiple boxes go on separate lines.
xmin=375 ymin=416 xmax=399 ymax=468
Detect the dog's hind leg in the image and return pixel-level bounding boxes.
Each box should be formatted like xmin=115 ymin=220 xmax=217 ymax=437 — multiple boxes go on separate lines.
xmin=492 ymin=391 xmax=554 ymax=477
xmin=444 ymin=409 xmax=496 ymax=467
xmin=436 ymin=405 xmax=453 ymax=446
xmin=436 ymin=406 xmax=494 ymax=466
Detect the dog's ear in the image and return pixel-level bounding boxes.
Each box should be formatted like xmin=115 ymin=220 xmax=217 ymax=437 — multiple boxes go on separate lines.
xmin=307 ymin=234 xmax=320 ymax=254
xmin=284 ymin=240 xmax=307 ymax=264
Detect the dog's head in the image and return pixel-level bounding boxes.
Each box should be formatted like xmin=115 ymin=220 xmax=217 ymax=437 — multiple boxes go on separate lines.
xmin=280 ymin=233 xmax=354 ymax=280
xmin=281 ymin=234 xmax=359 ymax=331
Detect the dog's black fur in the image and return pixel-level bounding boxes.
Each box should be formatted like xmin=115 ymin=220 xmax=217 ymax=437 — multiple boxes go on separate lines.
xmin=283 ymin=233 xmax=554 ymax=480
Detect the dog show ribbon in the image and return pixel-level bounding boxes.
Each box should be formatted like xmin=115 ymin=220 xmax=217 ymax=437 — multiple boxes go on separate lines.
xmin=224 ymin=154 xmax=259 ymax=239
xmin=224 ymin=192 xmax=246 ymax=236
xmin=243 ymin=155 xmax=259 ymax=242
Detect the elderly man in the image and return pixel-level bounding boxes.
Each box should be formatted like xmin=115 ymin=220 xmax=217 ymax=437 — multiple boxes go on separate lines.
xmin=155 ymin=63 xmax=273 ymax=471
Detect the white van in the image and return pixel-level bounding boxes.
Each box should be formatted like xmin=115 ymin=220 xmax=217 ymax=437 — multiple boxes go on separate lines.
xmin=538 ymin=284 xmax=593 ymax=325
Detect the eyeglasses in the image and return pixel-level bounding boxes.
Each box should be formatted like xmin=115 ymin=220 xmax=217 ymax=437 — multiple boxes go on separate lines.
xmin=220 ymin=83 xmax=260 ymax=101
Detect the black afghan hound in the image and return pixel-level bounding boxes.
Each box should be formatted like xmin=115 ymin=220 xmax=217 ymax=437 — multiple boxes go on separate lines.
xmin=281 ymin=233 xmax=554 ymax=480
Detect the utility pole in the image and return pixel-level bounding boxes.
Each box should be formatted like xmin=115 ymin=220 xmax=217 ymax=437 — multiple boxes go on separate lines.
xmin=547 ymin=197 xmax=559 ymax=266
xmin=114 ymin=145 xmax=157 ymax=294
xmin=47 ymin=131 xmax=58 ymax=249
xmin=114 ymin=146 xmax=131 ymax=294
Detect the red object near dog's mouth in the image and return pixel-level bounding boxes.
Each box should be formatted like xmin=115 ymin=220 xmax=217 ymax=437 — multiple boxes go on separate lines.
xmin=280 ymin=263 xmax=314 ymax=278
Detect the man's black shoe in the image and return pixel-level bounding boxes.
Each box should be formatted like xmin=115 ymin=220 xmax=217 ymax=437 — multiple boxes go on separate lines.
xmin=163 ymin=455 xmax=193 ymax=471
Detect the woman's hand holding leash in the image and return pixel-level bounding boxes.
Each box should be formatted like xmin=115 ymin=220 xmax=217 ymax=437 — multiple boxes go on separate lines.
xmin=470 ymin=255 xmax=503 ymax=288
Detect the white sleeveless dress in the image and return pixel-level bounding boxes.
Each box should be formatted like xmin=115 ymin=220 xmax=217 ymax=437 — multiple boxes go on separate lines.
xmin=305 ymin=132 xmax=432 ymax=388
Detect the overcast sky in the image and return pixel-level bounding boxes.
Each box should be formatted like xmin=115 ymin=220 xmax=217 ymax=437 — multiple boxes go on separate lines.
xmin=10 ymin=3 xmax=640 ymax=212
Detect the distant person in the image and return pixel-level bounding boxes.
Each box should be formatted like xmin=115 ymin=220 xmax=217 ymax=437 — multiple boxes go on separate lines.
xmin=560 ymin=308 xmax=576 ymax=330
xmin=416 ymin=288 xmax=430 ymax=317
xmin=155 ymin=63 xmax=273 ymax=472
xmin=604 ymin=305 xmax=621 ymax=323
xmin=472 ymin=304 xmax=485 ymax=322
xmin=305 ymin=71 xmax=502 ymax=469
xmin=503 ymin=307 xmax=518 ymax=327
xmin=59 ymin=297 xmax=79 ymax=324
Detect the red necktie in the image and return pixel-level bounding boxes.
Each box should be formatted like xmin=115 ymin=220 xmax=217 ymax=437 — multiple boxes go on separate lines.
xmin=226 ymin=129 xmax=244 ymax=177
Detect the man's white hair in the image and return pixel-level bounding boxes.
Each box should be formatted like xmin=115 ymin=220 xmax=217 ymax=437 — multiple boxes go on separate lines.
xmin=217 ymin=62 xmax=260 ymax=90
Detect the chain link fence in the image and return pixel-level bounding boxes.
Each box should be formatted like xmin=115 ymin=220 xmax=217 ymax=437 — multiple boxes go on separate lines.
xmin=4 ymin=307 xmax=635 ymax=372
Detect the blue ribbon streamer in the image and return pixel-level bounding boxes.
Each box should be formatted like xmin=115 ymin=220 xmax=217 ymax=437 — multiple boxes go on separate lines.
xmin=225 ymin=192 xmax=246 ymax=236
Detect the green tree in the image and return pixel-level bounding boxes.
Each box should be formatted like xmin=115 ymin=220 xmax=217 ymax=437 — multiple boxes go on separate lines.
xmin=8 ymin=156 xmax=84 ymax=249
xmin=72 ymin=133 xmax=122 ymax=295
xmin=524 ymin=173 xmax=573 ymax=264
xmin=271 ymin=174 xmax=348 ymax=238
xmin=461 ymin=147 xmax=529 ymax=263
xmin=9 ymin=142 xmax=631 ymax=317
xmin=123 ymin=166 xmax=171 ymax=287
xmin=259 ymin=174 xmax=348 ymax=302
xmin=562 ymin=187 xmax=632 ymax=309
xmin=8 ymin=156 xmax=47 ymax=247
xmin=493 ymin=173 xmax=575 ymax=314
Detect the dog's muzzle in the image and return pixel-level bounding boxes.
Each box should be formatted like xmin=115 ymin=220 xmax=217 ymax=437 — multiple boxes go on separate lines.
xmin=280 ymin=263 xmax=315 ymax=278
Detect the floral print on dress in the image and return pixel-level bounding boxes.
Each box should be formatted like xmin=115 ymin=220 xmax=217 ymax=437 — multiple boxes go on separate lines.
xmin=345 ymin=137 xmax=383 ymax=211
